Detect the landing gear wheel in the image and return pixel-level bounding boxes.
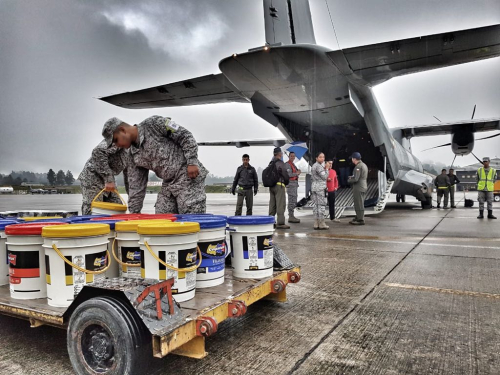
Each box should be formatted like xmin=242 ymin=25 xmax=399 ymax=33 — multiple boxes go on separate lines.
xmin=421 ymin=196 xmax=432 ymax=209
xmin=396 ymin=194 xmax=400 ymax=203
xmin=67 ymin=296 xmax=151 ymax=375
xmin=396 ymin=194 xmax=406 ymax=203
xmin=494 ymin=195 xmax=500 ymax=202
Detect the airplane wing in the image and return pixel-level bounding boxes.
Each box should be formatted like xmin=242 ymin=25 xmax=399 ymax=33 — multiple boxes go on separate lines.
xmin=198 ymin=139 xmax=287 ymax=148
xmin=329 ymin=24 xmax=500 ymax=86
xmin=393 ymin=118 xmax=500 ymax=138
xmin=99 ymin=74 xmax=248 ymax=109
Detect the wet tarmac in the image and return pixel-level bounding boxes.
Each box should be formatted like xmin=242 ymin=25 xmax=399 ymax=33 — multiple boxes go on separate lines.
xmin=0 ymin=193 xmax=499 ymax=374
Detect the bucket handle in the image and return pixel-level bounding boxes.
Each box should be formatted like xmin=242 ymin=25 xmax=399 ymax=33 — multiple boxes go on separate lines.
xmin=51 ymin=243 xmax=111 ymax=275
xmin=92 ymin=188 xmax=127 ymax=206
xmin=144 ymin=240 xmax=202 ymax=273
xmin=111 ymin=238 xmax=140 ymax=268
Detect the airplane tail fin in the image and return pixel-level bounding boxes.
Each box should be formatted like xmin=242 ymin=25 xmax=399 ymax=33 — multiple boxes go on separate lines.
xmin=263 ymin=0 xmax=316 ymax=45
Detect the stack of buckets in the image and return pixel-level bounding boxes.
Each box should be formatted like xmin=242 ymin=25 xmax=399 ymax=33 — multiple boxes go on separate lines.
xmin=0 ymin=212 xmax=278 ymax=307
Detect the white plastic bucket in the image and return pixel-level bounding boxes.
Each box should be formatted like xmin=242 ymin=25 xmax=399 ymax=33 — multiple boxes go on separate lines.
xmin=42 ymin=224 xmax=111 ymax=307
xmin=114 ymin=220 xmax=171 ymax=278
xmin=90 ymin=189 xmax=128 ymax=216
xmin=177 ymin=217 xmax=227 ymax=288
xmin=227 ymin=216 xmax=275 ymax=279
xmin=0 ymin=220 xmax=18 ymax=286
xmin=5 ymin=222 xmax=66 ymax=299
xmin=138 ymin=222 xmax=200 ymax=302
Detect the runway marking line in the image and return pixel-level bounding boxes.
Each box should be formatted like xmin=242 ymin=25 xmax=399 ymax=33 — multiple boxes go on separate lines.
xmin=385 ymin=282 xmax=500 ymax=300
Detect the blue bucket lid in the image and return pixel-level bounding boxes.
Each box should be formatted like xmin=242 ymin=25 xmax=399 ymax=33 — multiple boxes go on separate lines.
xmin=0 ymin=220 xmax=19 ymax=230
xmin=227 ymin=216 xmax=275 ymax=225
xmin=177 ymin=216 xmax=227 ymax=229
xmin=174 ymin=213 xmax=214 ymax=219
xmin=68 ymin=214 xmax=110 ymax=222
xmin=77 ymin=219 xmax=121 ymax=230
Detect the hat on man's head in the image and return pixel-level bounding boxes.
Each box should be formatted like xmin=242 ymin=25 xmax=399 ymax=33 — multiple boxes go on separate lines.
xmin=102 ymin=117 xmax=123 ymax=147
xmin=273 ymin=147 xmax=282 ymax=155
xmin=483 ymin=157 xmax=491 ymax=162
xmin=350 ymin=152 xmax=362 ymax=160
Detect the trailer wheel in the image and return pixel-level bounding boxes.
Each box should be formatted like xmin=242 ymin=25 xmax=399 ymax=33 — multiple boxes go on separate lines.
xmin=67 ymin=296 xmax=150 ymax=375
xmin=494 ymin=195 xmax=500 ymax=202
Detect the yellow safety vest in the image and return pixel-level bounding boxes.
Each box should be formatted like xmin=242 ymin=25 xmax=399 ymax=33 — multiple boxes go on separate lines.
xmin=477 ymin=167 xmax=496 ymax=191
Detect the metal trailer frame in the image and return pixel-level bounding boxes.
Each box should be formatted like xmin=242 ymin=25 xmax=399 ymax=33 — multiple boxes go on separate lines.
xmin=0 ymin=266 xmax=301 ymax=372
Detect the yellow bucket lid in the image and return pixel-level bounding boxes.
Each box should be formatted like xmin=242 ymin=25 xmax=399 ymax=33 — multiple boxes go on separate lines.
xmin=115 ymin=219 xmax=172 ymax=232
xmin=23 ymin=216 xmax=63 ymax=221
xmin=42 ymin=223 xmax=110 ymax=238
xmin=137 ymin=221 xmax=200 ymax=235
xmin=91 ymin=201 xmax=127 ymax=212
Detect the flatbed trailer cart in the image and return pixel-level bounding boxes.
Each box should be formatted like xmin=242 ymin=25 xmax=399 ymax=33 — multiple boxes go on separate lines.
xmin=0 ymin=266 xmax=301 ymax=375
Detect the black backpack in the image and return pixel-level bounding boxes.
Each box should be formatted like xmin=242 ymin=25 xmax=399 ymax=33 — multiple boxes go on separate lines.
xmin=262 ymin=160 xmax=280 ymax=187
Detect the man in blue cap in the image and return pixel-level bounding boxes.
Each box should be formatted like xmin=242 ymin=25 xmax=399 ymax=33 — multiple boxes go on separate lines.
xmin=348 ymin=152 xmax=368 ymax=225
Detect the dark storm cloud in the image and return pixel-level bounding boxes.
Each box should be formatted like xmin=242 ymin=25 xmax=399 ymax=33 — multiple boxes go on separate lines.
xmin=0 ymin=0 xmax=499 ymax=178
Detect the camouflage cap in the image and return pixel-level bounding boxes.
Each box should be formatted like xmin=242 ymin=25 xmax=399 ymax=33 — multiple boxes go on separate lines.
xmin=102 ymin=117 xmax=124 ymax=147
xmin=483 ymin=157 xmax=490 ymax=162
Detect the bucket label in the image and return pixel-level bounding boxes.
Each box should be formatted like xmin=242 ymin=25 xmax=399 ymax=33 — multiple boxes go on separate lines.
xmin=242 ymin=235 xmax=274 ymax=271
xmin=7 ymin=250 xmax=40 ymax=278
xmin=120 ymin=246 xmax=141 ymax=265
xmin=154 ymin=248 xmax=197 ymax=293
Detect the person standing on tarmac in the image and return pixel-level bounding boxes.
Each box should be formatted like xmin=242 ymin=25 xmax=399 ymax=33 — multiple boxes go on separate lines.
xmin=448 ymin=168 xmax=460 ymax=208
xmin=434 ymin=169 xmax=451 ymax=209
xmin=348 ymin=152 xmax=368 ymax=225
xmin=102 ymin=116 xmax=208 ymax=214
xmin=285 ymin=152 xmax=301 ymax=223
xmin=326 ymin=159 xmax=340 ymax=222
xmin=477 ymin=157 xmax=497 ymax=219
xmin=268 ymin=148 xmax=290 ymax=229
xmin=78 ymin=138 xmax=129 ymax=215
xmin=311 ymin=152 xmax=329 ymax=230
xmin=231 ymin=154 xmax=258 ymax=216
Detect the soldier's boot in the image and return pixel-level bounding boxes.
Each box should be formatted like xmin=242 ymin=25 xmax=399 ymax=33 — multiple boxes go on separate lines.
xmin=314 ymin=219 xmax=319 ymax=230
xmin=437 ymin=204 xmax=441 ymax=208
xmin=318 ymin=219 xmax=329 ymax=230
xmin=288 ymin=212 xmax=300 ymax=223
xmin=487 ymin=210 xmax=497 ymax=219
xmin=477 ymin=210 xmax=484 ymax=219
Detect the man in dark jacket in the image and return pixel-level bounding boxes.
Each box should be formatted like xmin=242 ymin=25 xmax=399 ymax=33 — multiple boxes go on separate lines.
xmin=434 ymin=169 xmax=451 ymax=208
xmin=268 ymin=148 xmax=290 ymax=229
xmin=232 ymin=154 xmax=258 ymax=215
xmin=448 ymin=168 xmax=460 ymax=208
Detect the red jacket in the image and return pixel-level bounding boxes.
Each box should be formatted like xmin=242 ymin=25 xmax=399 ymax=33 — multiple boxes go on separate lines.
xmin=327 ymin=169 xmax=339 ymax=192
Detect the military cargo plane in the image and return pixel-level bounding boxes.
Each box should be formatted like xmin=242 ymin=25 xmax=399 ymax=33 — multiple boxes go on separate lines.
xmin=100 ymin=0 xmax=500 ymax=213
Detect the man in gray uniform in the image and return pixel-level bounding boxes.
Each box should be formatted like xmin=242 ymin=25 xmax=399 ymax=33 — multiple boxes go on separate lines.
xmin=434 ymin=169 xmax=451 ymax=209
xmin=448 ymin=168 xmax=460 ymax=208
xmin=348 ymin=152 xmax=368 ymax=225
xmin=78 ymin=137 xmax=128 ymax=215
xmin=268 ymin=148 xmax=290 ymax=229
xmin=285 ymin=152 xmax=301 ymax=223
xmin=102 ymin=116 xmax=208 ymax=214
xmin=231 ymin=154 xmax=258 ymax=216
xmin=477 ymin=157 xmax=497 ymax=219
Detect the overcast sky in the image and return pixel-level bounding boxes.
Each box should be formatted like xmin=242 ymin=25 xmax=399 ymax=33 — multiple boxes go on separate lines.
xmin=0 ymin=0 xmax=499 ymax=178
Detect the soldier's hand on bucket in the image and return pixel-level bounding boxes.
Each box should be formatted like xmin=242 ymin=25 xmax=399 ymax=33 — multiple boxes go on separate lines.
xmin=187 ymin=165 xmax=199 ymax=179
xmin=105 ymin=182 xmax=116 ymax=191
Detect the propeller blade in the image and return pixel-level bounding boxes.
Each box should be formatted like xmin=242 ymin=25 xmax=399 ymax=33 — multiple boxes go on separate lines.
xmin=471 ymin=104 xmax=476 ymax=120
xmin=421 ymin=143 xmax=451 ymax=152
xmin=477 ymin=132 xmax=500 ymax=141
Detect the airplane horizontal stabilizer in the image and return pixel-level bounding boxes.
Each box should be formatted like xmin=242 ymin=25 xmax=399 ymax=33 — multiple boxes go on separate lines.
xmin=99 ymin=74 xmax=248 ymax=109
xmin=330 ymin=24 xmax=500 ymax=86
xmin=198 ymin=139 xmax=287 ymax=148
xmin=393 ymin=118 xmax=500 ymax=138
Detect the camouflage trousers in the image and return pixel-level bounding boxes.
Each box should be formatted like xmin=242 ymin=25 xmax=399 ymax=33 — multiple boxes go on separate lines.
xmin=81 ymin=184 xmax=122 ymax=215
xmin=478 ymin=191 xmax=493 ymax=211
xmin=311 ymin=190 xmax=326 ymax=219
xmin=155 ymin=178 xmax=206 ymax=214
xmin=287 ymin=181 xmax=298 ymax=215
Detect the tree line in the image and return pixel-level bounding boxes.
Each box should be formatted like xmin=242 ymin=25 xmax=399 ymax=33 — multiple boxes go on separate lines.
xmin=0 ymin=170 xmax=75 ymax=186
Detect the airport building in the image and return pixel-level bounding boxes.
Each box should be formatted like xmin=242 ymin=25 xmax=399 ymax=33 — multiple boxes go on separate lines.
xmin=455 ymin=157 xmax=500 ymax=191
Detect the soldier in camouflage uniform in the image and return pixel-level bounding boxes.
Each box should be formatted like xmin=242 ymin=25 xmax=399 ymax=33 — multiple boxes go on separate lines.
xmin=311 ymin=152 xmax=329 ymax=230
xmin=284 ymin=152 xmax=301 ymax=223
xmin=78 ymin=135 xmax=129 ymax=215
xmin=102 ymin=115 xmax=207 ymax=214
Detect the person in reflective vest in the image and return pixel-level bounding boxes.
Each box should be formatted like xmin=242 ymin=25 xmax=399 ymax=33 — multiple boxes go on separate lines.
xmin=477 ymin=157 xmax=497 ymax=219
xmin=434 ymin=169 xmax=451 ymax=209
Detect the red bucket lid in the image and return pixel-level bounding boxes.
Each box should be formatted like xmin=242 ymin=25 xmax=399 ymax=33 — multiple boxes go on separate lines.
xmin=5 ymin=222 xmax=66 ymax=236
xmin=139 ymin=214 xmax=177 ymax=221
